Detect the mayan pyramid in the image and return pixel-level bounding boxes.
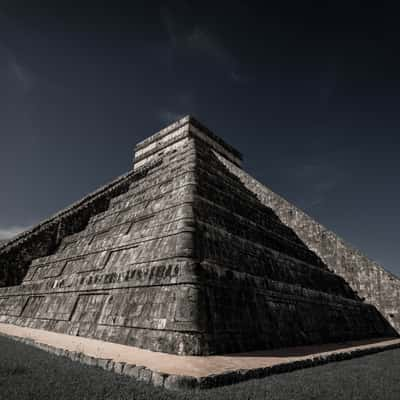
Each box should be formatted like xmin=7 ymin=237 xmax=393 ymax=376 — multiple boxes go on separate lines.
xmin=0 ymin=116 xmax=398 ymax=355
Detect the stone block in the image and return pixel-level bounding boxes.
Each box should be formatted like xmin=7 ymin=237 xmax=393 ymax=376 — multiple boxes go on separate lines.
xmin=123 ymin=363 xmax=140 ymax=378
xmin=97 ymin=358 xmax=112 ymax=370
xmin=151 ymin=371 xmax=167 ymax=387
xmin=138 ymin=367 xmax=152 ymax=383
xmin=164 ymin=374 xmax=199 ymax=390
xmin=113 ymin=361 xmax=126 ymax=374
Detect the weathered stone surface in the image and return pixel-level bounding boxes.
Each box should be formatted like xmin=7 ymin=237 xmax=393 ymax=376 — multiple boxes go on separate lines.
xmin=123 ymin=364 xmax=143 ymax=379
xmin=151 ymin=371 xmax=167 ymax=387
xmin=164 ymin=374 xmax=199 ymax=390
xmin=139 ymin=367 xmax=153 ymax=383
xmin=97 ymin=358 xmax=112 ymax=370
xmin=214 ymin=151 xmax=400 ymax=334
xmin=113 ymin=361 xmax=126 ymax=374
xmin=0 ymin=115 xmax=397 ymax=356
xmin=81 ymin=354 xmax=98 ymax=367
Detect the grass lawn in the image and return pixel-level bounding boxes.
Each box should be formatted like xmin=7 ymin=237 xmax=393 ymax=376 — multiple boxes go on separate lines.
xmin=0 ymin=335 xmax=399 ymax=400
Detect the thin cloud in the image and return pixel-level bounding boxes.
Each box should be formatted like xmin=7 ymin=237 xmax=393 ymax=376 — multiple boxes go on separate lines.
xmin=231 ymin=71 xmax=245 ymax=83
xmin=8 ymin=58 xmax=34 ymax=91
xmin=287 ymin=162 xmax=342 ymax=209
xmin=158 ymin=92 xmax=196 ymax=124
xmin=159 ymin=6 xmax=178 ymax=47
xmin=158 ymin=110 xmax=185 ymax=124
xmin=185 ymin=27 xmax=234 ymax=66
xmin=0 ymin=225 xmax=31 ymax=240
xmin=1 ymin=42 xmax=35 ymax=92
xmin=159 ymin=6 xmax=243 ymax=82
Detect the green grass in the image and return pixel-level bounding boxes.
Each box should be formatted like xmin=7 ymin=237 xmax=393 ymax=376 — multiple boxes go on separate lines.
xmin=0 ymin=335 xmax=399 ymax=400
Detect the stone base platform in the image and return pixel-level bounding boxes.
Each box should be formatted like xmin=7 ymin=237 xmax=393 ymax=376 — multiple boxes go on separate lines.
xmin=1 ymin=322 xmax=399 ymax=390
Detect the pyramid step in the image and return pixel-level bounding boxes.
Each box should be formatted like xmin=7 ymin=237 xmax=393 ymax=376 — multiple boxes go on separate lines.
xmin=127 ymin=144 xmax=197 ymax=190
xmin=26 ymin=226 xmax=196 ymax=284
xmin=31 ymin=200 xmax=195 ymax=270
xmin=110 ymin=175 xmax=196 ymax=214
xmin=126 ymin=158 xmax=197 ymax=197
xmin=88 ymin=183 xmax=195 ymax=229
xmin=58 ymin=204 xmax=194 ymax=257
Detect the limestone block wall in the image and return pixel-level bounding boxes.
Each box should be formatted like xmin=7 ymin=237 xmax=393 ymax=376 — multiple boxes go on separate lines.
xmin=189 ymin=143 xmax=395 ymax=354
xmin=0 ymin=116 xmax=397 ymax=356
xmin=133 ymin=116 xmax=242 ymax=170
xmin=0 ymin=137 xmax=210 ymax=355
xmin=215 ymin=151 xmax=400 ymax=333
xmin=0 ymin=166 xmax=158 ymax=288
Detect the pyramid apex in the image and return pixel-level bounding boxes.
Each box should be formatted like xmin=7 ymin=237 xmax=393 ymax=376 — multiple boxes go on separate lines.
xmin=133 ymin=114 xmax=243 ymax=169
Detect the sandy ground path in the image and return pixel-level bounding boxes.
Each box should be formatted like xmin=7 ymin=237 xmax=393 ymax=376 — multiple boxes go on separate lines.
xmin=1 ymin=322 xmax=399 ymax=378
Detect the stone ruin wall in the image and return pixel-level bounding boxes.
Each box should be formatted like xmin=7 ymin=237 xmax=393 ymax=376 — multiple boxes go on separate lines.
xmin=0 ymin=116 xmax=397 ymax=356
xmin=215 ymin=152 xmax=400 ymax=333
xmin=0 ymin=134 xmax=209 ymax=355
xmin=129 ymin=119 xmax=397 ymax=353
xmin=0 ymin=167 xmax=155 ymax=288
xmin=187 ymin=140 xmax=394 ymax=354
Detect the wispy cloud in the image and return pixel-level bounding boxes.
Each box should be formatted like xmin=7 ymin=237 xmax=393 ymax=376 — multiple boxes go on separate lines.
xmin=1 ymin=42 xmax=35 ymax=93
xmin=160 ymin=6 xmax=179 ymax=47
xmin=230 ymin=71 xmax=246 ymax=83
xmin=7 ymin=58 xmax=35 ymax=92
xmin=159 ymin=6 xmax=244 ymax=82
xmin=158 ymin=110 xmax=185 ymax=124
xmin=185 ymin=27 xmax=234 ymax=66
xmin=287 ymin=161 xmax=343 ymax=209
xmin=0 ymin=225 xmax=31 ymax=240
xmin=158 ymin=92 xmax=196 ymax=124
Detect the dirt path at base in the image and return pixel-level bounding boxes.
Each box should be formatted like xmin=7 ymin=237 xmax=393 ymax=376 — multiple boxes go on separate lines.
xmin=0 ymin=322 xmax=398 ymax=377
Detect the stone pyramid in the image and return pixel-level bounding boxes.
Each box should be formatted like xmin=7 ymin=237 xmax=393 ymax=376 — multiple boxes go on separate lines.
xmin=0 ymin=116 xmax=397 ymax=355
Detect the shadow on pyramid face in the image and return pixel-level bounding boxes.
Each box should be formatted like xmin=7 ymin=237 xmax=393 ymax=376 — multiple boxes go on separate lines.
xmin=199 ymin=150 xmax=359 ymax=294
xmin=0 ymin=118 xmax=397 ymax=356
xmin=185 ymin=144 xmax=397 ymax=354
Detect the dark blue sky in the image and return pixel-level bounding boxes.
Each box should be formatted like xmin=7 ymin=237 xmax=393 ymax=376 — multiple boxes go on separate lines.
xmin=0 ymin=2 xmax=399 ymax=275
